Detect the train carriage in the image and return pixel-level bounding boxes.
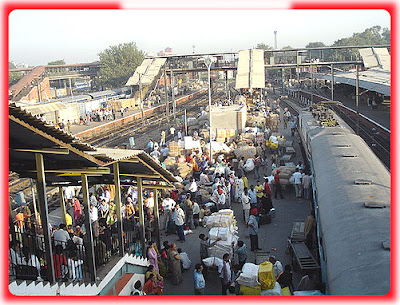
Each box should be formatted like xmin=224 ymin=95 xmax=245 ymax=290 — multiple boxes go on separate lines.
xmin=297 ymin=103 xmax=391 ymax=295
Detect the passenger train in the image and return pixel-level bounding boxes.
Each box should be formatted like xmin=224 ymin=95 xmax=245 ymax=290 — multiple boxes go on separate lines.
xmin=295 ymin=101 xmax=391 ymax=295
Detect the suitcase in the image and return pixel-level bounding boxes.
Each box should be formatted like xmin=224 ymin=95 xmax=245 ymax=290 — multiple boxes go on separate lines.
xmin=259 ymin=214 xmax=271 ymax=225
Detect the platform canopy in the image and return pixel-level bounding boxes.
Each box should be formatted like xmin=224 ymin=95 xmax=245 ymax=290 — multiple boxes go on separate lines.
xmin=125 ymin=58 xmax=167 ymax=86
xmin=9 ymin=103 xmax=176 ymax=187
xmin=313 ymin=68 xmax=390 ymax=96
xmin=235 ymin=49 xmax=265 ymax=90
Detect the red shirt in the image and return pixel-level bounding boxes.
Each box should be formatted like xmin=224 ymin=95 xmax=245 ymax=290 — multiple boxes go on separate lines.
xmin=264 ymin=182 xmax=272 ymax=195
xmin=171 ymin=191 xmax=178 ymax=201
xmin=274 ymin=173 xmax=281 ymax=185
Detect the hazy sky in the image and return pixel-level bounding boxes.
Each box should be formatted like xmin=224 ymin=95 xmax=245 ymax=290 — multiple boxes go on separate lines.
xmin=9 ymin=9 xmax=390 ymax=66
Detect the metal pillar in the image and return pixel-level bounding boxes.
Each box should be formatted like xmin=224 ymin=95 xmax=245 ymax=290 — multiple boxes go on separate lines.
xmin=113 ymin=163 xmax=125 ymax=257
xmin=9 ymin=201 xmax=17 ymax=245
xmin=58 ymin=187 xmax=67 ymax=225
xmin=152 ymin=189 xmax=161 ymax=250
xmin=81 ymin=174 xmax=96 ymax=282
xmin=297 ymin=64 xmax=300 ymax=101
xmin=310 ymin=65 xmax=313 ymax=105
xmin=171 ymin=71 xmax=176 ymax=120
xmin=331 ymin=65 xmax=334 ymax=101
xmin=281 ymin=68 xmax=284 ymax=94
xmin=137 ymin=177 xmax=146 ymax=257
xmin=139 ymin=73 xmax=144 ymax=125
xmin=356 ymin=64 xmax=360 ymax=135
xmin=184 ymin=109 xmax=188 ymax=135
xmin=225 ymin=70 xmax=229 ymax=99
xmin=69 ymin=78 xmax=73 ymax=96
xmin=34 ymin=153 xmax=55 ymax=283
xmin=30 ymin=178 xmax=39 ymax=222
xmin=164 ymin=70 xmax=169 ymax=121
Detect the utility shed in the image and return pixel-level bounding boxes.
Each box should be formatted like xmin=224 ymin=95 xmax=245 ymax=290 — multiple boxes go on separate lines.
xmin=210 ymin=105 xmax=247 ymax=134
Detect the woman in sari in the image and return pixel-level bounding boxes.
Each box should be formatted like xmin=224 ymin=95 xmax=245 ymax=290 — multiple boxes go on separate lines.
xmin=147 ymin=241 xmax=160 ymax=273
xmin=72 ymin=197 xmax=82 ymax=225
xmin=167 ymin=243 xmax=182 ymax=285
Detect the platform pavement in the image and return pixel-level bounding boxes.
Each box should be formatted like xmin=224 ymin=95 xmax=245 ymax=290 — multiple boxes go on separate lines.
xmin=161 ymin=110 xmax=312 ymax=295
xmin=47 ymin=102 xmax=313 ymax=295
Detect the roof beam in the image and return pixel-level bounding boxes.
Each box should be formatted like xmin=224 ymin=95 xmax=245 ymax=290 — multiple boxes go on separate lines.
xmin=25 ymin=167 xmax=110 ymax=175
xmin=119 ymin=173 xmax=161 ymax=179
xmin=11 ymin=147 xmax=70 ymax=155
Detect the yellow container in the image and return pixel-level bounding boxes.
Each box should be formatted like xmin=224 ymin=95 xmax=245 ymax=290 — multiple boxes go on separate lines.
xmin=240 ymin=285 xmax=262 ymax=295
xmin=281 ymin=287 xmax=291 ymax=295
xmin=258 ymin=261 xmax=276 ymax=290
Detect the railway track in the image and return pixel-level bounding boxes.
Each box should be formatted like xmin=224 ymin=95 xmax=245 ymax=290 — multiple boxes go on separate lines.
xmin=88 ymin=90 xmax=225 ymax=148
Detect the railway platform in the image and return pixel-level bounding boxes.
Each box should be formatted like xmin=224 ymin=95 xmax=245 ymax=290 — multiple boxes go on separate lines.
xmin=160 ymin=107 xmax=313 ymax=295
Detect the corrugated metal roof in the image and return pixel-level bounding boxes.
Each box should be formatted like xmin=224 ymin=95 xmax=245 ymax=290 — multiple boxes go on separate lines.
xmin=22 ymin=101 xmax=67 ymax=115
xmin=359 ymin=47 xmax=390 ymax=71
xmin=313 ymin=68 xmax=390 ymax=96
xmin=235 ymin=49 xmax=265 ymax=89
xmin=125 ymin=58 xmax=166 ymax=86
xmin=251 ymin=49 xmax=265 ymax=88
xmin=235 ymin=50 xmax=250 ymax=89
xmin=9 ymin=102 xmax=97 ymax=152
xmin=9 ymin=103 xmax=177 ymax=184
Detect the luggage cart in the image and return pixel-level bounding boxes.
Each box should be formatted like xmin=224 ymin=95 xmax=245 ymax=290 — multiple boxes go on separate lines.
xmin=254 ymin=251 xmax=271 ymax=265
xmin=287 ymin=240 xmax=320 ymax=276
xmin=289 ymin=220 xmax=306 ymax=242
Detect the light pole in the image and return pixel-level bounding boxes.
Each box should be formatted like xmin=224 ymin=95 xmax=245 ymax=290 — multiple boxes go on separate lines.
xmin=204 ymin=56 xmax=216 ymax=162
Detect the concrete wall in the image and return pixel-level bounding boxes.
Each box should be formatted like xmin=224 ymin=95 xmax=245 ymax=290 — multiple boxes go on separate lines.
xmin=210 ymin=105 xmax=247 ymax=133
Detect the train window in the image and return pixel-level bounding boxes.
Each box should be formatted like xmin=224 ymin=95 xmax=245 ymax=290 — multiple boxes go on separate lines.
xmin=342 ymin=154 xmax=357 ymax=158
xmin=364 ymin=201 xmax=387 ymax=208
xmin=336 ymin=144 xmax=351 ymax=147
xmin=354 ymin=179 xmax=373 ymax=185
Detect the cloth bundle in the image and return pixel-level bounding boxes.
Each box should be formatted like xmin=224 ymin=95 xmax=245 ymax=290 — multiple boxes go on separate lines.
xmin=202 ymin=256 xmax=222 ymax=267
xmin=236 ymin=263 xmax=260 ymax=287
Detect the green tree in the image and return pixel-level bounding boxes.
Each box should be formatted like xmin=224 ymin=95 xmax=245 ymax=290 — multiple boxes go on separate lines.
xmin=47 ymin=59 xmax=66 ymax=65
xmin=332 ymin=25 xmax=390 ymax=61
xmin=98 ymin=42 xmax=146 ymax=89
xmin=256 ymin=43 xmax=273 ymax=50
xmin=9 ymin=71 xmax=23 ymax=86
xmin=9 ymin=62 xmax=16 ymax=69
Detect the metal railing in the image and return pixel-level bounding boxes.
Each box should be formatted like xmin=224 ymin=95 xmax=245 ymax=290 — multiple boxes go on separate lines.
xmin=9 ymin=216 xmax=144 ymax=283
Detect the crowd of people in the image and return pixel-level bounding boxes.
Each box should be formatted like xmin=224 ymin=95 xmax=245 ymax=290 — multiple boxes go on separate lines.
xmin=10 ymin=91 xmax=317 ymax=295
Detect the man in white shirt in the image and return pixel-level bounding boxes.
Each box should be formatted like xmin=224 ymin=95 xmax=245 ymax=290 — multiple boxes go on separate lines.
xmin=269 ymin=256 xmax=284 ymax=278
xmin=145 ymin=192 xmax=155 ymax=215
xmin=241 ymin=188 xmax=251 ymax=224
xmin=218 ymin=253 xmax=232 ymax=295
xmin=53 ymin=223 xmax=71 ymax=248
xmin=177 ymin=248 xmax=191 ymax=270
xmin=199 ymin=171 xmax=211 ymax=186
xmin=150 ymin=148 xmax=161 ymax=162
xmin=292 ymin=168 xmax=303 ymax=198
xmin=89 ymin=204 xmax=99 ymax=238
xmin=161 ymin=194 xmax=176 ymax=230
xmin=216 ymin=189 xmax=226 ymax=210
xmin=174 ymin=203 xmax=186 ymax=242
xmin=170 ymin=126 xmax=175 ymax=136
xmin=188 ymin=179 xmax=198 ymax=195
